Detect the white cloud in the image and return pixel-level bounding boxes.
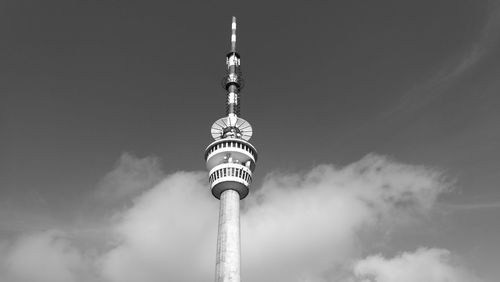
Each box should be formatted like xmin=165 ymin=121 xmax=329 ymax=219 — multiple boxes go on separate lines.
xmin=0 ymin=230 xmax=92 ymax=282
xmin=242 ymin=154 xmax=449 ymax=282
xmin=100 ymin=154 xmax=451 ymax=282
xmin=94 ymin=153 xmax=164 ymax=203
xmin=100 ymin=171 xmax=218 ymax=282
xmin=352 ymin=248 xmax=480 ymax=282
xmin=0 ymin=154 xmax=470 ymax=282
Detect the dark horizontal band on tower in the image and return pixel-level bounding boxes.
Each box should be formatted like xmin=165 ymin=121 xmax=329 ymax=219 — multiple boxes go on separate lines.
xmin=222 ymin=78 xmax=244 ymax=91
xmin=226 ymin=52 xmax=240 ymax=59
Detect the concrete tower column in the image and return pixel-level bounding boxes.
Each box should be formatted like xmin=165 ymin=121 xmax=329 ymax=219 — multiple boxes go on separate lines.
xmin=215 ymin=189 xmax=241 ymax=282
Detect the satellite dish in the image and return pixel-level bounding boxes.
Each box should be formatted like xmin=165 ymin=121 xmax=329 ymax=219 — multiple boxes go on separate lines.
xmin=211 ymin=117 xmax=253 ymax=141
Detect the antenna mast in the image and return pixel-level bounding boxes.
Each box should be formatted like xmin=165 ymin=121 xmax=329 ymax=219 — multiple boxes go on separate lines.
xmin=231 ymin=16 xmax=237 ymax=52
xmin=210 ymin=16 xmax=252 ymax=141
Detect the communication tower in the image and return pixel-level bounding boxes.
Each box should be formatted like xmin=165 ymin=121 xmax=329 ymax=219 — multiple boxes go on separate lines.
xmin=204 ymin=17 xmax=258 ymax=282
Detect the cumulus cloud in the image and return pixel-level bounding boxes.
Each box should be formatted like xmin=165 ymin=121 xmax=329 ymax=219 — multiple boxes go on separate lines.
xmin=100 ymin=171 xmax=218 ymax=282
xmin=351 ymin=248 xmax=480 ymax=282
xmin=0 ymin=153 xmax=474 ymax=282
xmin=242 ymin=154 xmax=449 ymax=282
xmin=100 ymin=154 xmax=451 ymax=282
xmin=94 ymin=153 xmax=164 ymax=203
xmin=0 ymin=230 xmax=92 ymax=282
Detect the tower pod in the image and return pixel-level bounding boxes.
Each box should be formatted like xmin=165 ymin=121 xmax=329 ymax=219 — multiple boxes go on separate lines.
xmin=205 ymin=138 xmax=257 ymax=199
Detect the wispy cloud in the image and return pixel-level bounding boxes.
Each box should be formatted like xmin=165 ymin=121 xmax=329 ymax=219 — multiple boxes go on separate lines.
xmin=386 ymin=3 xmax=500 ymax=116
xmin=350 ymin=248 xmax=480 ymax=282
xmin=439 ymin=200 xmax=500 ymax=211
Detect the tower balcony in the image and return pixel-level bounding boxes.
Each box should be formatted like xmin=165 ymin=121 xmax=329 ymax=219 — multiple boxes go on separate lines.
xmin=205 ymin=138 xmax=257 ymax=172
xmin=208 ymin=163 xmax=253 ymax=199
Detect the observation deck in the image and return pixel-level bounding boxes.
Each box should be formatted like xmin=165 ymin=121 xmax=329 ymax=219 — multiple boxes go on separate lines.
xmin=205 ymin=138 xmax=258 ymax=199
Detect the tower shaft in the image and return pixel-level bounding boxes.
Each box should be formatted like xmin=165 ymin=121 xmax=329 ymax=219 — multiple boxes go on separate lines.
xmin=215 ymin=190 xmax=241 ymax=282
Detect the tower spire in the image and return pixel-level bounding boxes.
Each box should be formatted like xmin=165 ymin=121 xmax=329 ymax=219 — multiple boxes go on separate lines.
xmin=225 ymin=16 xmax=242 ymax=119
xmin=209 ymin=16 xmax=251 ymax=141
xmin=204 ymin=17 xmax=258 ymax=282
xmin=231 ymin=16 xmax=237 ymax=52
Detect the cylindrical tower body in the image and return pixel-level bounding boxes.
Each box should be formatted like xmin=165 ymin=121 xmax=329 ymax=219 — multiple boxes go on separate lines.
xmin=215 ymin=190 xmax=241 ymax=282
xmin=205 ymin=17 xmax=257 ymax=282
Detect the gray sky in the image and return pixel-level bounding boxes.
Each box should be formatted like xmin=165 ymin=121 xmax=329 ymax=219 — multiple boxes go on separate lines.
xmin=1 ymin=0 xmax=500 ymax=281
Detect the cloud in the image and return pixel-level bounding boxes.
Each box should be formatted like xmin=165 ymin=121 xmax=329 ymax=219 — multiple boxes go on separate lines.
xmin=94 ymin=153 xmax=164 ymax=203
xmin=0 ymin=153 xmax=467 ymax=282
xmin=100 ymin=171 xmax=218 ymax=282
xmin=0 ymin=230 xmax=92 ymax=282
xmin=384 ymin=3 xmax=500 ymax=117
xmin=439 ymin=200 xmax=500 ymax=211
xmin=351 ymin=248 xmax=480 ymax=282
xmin=242 ymin=154 xmax=449 ymax=282
xmin=100 ymin=154 xmax=451 ymax=282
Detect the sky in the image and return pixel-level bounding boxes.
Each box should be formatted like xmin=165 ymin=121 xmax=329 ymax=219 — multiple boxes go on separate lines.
xmin=1 ymin=0 xmax=500 ymax=281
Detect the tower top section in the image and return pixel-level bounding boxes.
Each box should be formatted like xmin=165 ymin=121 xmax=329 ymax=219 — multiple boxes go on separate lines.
xmin=205 ymin=17 xmax=258 ymax=201
xmin=210 ymin=16 xmax=252 ymax=141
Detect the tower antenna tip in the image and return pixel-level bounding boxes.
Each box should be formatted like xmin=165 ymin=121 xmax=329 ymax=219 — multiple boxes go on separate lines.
xmin=231 ymin=17 xmax=237 ymax=52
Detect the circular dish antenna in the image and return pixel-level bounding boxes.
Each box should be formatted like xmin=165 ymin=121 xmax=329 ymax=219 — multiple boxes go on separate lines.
xmin=211 ymin=117 xmax=253 ymax=141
